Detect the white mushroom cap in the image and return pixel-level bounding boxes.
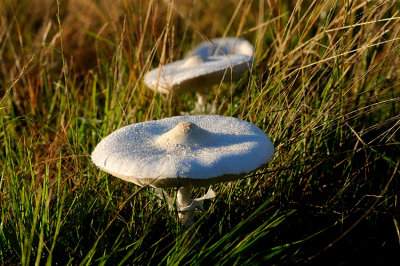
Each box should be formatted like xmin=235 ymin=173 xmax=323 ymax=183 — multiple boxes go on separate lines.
xmin=143 ymin=38 xmax=254 ymax=94
xmin=91 ymin=115 xmax=274 ymax=188
xmin=187 ymin=37 xmax=254 ymax=58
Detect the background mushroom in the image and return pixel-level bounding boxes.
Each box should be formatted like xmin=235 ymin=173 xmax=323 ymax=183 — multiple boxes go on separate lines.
xmin=91 ymin=115 xmax=274 ymax=226
xmin=187 ymin=37 xmax=254 ymax=59
xmin=143 ymin=38 xmax=254 ymax=113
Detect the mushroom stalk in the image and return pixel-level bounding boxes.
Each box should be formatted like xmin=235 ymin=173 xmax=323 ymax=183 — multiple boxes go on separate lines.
xmin=193 ymin=92 xmax=216 ymax=114
xmin=196 ymin=92 xmax=207 ymax=108
xmin=175 ymin=185 xmax=217 ymax=227
xmin=177 ymin=185 xmax=194 ymax=226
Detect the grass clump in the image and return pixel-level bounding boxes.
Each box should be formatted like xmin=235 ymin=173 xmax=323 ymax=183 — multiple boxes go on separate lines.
xmin=1 ymin=0 xmax=399 ymax=264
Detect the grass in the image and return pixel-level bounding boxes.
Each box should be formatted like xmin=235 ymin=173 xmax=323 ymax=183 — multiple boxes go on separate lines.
xmin=1 ymin=0 xmax=400 ymax=264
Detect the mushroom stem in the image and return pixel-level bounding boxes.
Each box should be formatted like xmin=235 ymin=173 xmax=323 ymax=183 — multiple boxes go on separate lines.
xmin=194 ymin=92 xmax=216 ymax=114
xmin=196 ymin=92 xmax=207 ymax=108
xmin=177 ymin=185 xmax=194 ymax=226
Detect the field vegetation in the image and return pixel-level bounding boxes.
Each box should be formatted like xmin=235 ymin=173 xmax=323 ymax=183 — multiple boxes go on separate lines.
xmin=1 ymin=0 xmax=399 ymax=264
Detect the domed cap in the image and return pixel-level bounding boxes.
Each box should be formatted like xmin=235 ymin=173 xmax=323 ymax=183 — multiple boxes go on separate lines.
xmin=188 ymin=37 xmax=254 ymax=58
xmin=91 ymin=115 xmax=274 ymax=188
xmin=143 ymin=38 xmax=254 ymax=94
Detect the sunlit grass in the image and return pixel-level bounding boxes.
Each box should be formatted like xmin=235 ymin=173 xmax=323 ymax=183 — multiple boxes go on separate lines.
xmin=1 ymin=0 xmax=399 ymax=264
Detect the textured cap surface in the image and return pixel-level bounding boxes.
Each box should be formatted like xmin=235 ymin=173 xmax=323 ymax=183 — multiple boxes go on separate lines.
xmin=143 ymin=37 xmax=254 ymax=94
xmin=91 ymin=115 xmax=274 ymax=188
xmin=188 ymin=37 xmax=254 ymax=58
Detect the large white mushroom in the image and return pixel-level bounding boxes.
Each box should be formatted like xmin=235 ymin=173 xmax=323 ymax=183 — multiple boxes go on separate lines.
xmin=143 ymin=38 xmax=254 ymax=113
xmin=91 ymin=115 xmax=274 ymax=226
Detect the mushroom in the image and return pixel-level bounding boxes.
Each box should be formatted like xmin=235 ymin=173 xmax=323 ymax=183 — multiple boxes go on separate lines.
xmin=143 ymin=38 xmax=254 ymax=114
xmin=91 ymin=115 xmax=274 ymax=226
xmin=187 ymin=37 xmax=254 ymax=59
